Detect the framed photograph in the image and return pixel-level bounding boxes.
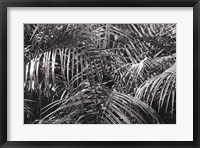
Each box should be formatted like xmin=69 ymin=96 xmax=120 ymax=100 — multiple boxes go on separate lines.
xmin=0 ymin=0 xmax=199 ymax=147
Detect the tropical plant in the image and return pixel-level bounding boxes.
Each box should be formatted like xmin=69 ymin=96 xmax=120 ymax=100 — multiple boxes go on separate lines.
xmin=24 ymin=24 xmax=176 ymax=124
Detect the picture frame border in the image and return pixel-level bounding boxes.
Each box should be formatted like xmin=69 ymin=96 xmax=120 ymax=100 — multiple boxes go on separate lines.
xmin=0 ymin=0 xmax=199 ymax=147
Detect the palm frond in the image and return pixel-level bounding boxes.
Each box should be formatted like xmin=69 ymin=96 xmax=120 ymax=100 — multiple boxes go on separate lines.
xmin=136 ymin=63 xmax=176 ymax=120
xmin=39 ymin=84 xmax=162 ymax=124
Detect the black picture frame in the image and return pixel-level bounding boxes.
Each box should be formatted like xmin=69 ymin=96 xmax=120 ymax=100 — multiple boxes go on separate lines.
xmin=0 ymin=0 xmax=199 ymax=147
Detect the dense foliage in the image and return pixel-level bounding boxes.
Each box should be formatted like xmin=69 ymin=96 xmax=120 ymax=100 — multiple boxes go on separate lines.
xmin=24 ymin=24 xmax=176 ymax=124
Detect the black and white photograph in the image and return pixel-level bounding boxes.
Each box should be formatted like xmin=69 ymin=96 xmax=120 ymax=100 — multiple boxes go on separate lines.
xmin=24 ymin=24 xmax=176 ymax=124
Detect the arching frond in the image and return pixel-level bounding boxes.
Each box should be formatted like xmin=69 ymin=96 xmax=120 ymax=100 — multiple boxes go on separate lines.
xmin=136 ymin=63 xmax=176 ymax=121
xmin=39 ymin=85 xmax=162 ymax=124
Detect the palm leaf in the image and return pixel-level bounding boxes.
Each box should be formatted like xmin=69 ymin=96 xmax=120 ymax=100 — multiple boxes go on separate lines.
xmin=136 ymin=63 xmax=176 ymax=120
xmin=39 ymin=84 xmax=162 ymax=124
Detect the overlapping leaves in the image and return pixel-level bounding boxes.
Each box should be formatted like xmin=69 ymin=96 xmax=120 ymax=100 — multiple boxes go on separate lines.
xmin=24 ymin=24 xmax=176 ymax=124
xmin=38 ymin=84 xmax=162 ymax=124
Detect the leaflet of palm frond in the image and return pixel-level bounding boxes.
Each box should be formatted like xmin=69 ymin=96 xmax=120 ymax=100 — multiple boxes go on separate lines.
xmin=38 ymin=85 xmax=162 ymax=124
xmin=24 ymin=52 xmax=51 ymax=98
xmin=93 ymin=25 xmax=145 ymax=62
xmin=103 ymin=57 xmax=152 ymax=94
xmin=128 ymin=24 xmax=176 ymax=53
xmin=126 ymin=41 xmax=144 ymax=63
xmin=154 ymin=23 xmax=176 ymax=48
xmin=26 ymin=46 xmax=94 ymax=91
xmin=24 ymin=99 xmax=35 ymax=117
xmin=153 ymin=53 xmax=176 ymax=63
xmin=159 ymin=24 xmax=176 ymax=38
xmin=27 ymin=25 xmax=87 ymax=55
xmin=38 ymin=86 xmax=103 ymax=123
xmin=61 ymin=48 xmax=101 ymax=90
xmin=136 ymin=63 xmax=176 ymax=117
xmin=83 ymin=49 xmax=128 ymax=85
xmin=149 ymin=54 xmax=176 ymax=78
xmin=24 ymin=54 xmax=43 ymax=94
xmin=42 ymin=51 xmax=51 ymax=97
xmin=24 ymin=24 xmax=35 ymax=37
xmin=93 ymin=27 xmax=109 ymax=49
xmin=111 ymin=92 xmax=162 ymax=123
xmin=86 ymin=60 xmax=103 ymax=82
xmin=131 ymin=24 xmax=168 ymax=39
